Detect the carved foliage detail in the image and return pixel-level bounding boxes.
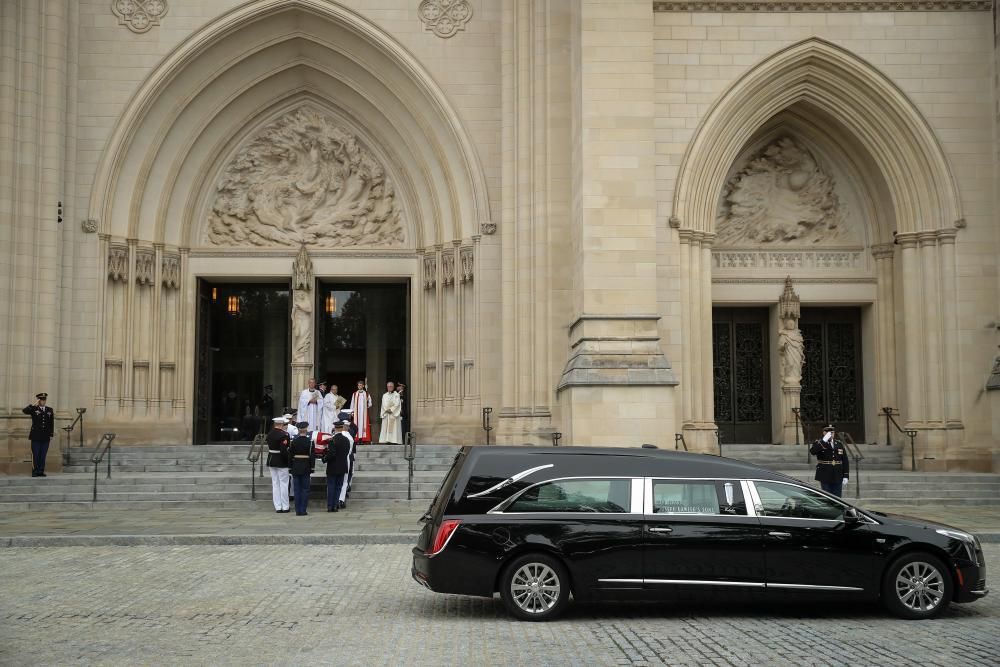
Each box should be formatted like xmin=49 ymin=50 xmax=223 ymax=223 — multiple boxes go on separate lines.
xmin=418 ymin=0 xmax=473 ymax=38
xmin=206 ymin=107 xmax=404 ymax=248
xmin=423 ymin=256 xmax=437 ymax=290
xmin=112 ymin=0 xmax=168 ymax=34
xmin=108 ymin=246 xmax=129 ymax=283
xmin=460 ymin=248 xmax=474 ymax=284
xmin=162 ymin=255 xmax=180 ymax=289
xmin=442 ymin=253 xmax=456 ymax=287
xmin=135 ymin=251 xmax=155 ymax=286
xmin=717 ymin=137 xmax=853 ymax=246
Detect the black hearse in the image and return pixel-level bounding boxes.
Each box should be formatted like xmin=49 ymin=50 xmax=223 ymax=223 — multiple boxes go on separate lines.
xmin=412 ymin=446 xmax=987 ymax=621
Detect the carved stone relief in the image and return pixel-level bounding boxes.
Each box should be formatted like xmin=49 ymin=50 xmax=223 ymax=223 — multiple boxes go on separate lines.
xmin=112 ymin=0 xmax=168 ymax=34
xmin=716 ymin=137 xmax=855 ymax=246
xmin=442 ymin=253 xmax=455 ymax=287
xmin=423 ymin=256 xmax=437 ymax=290
xmin=460 ymin=248 xmax=474 ymax=284
xmin=206 ymin=106 xmax=404 ymax=248
xmin=135 ymin=251 xmax=155 ymax=286
xmin=81 ymin=219 xmax=98 ymax=233
xmin=162 ymin=255 xmax=180 ymax=290
xmin=713 ymin=249 xmax=863 ymax=270
xmin=418 ymin=0 xmax=473 ymax=38
xmin=291 ymin=246 xmax=313 ymax=364
xmin=480 ymin=222 xmax=497 ymax=235
xmin=108 ymin=246 xmax=129 ymax=282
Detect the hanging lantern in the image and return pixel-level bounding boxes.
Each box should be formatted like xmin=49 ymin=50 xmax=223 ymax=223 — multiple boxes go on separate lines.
xmin=325 ymin=292 xmax=337 ymax=316
xmin=226 ymin=294 xmax=240 ymax=316
xmin=211 ymin=287 xmax=218 ymax=302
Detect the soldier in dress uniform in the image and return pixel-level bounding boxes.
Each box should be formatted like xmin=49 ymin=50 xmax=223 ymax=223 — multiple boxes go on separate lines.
xmin=289 ymin=421 xmax=315 ymax=516
xmin=265 ymin=416 xmax=291 ymax=513
xmin=809 ymin=424 xmax=850 ymax=497
xmin=22 ymin=393 xmax=55 ymax=477
xmin=323 ymin=421 xmax=352 ymax=512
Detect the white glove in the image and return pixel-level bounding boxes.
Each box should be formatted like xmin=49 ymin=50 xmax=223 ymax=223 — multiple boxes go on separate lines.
xmin=823 ymin=432 xmax=833 ymax=443
xmin=842 ymin=477 xmax=849 ymax=485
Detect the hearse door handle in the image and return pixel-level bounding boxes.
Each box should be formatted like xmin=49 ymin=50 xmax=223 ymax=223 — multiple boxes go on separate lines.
xmin=648 ymin=527 xmax=673 ymax=534
xmin=768 ymin=531 xmax=791 ymax=538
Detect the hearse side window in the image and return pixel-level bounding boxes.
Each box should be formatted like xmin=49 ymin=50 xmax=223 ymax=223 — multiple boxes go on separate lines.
xmin=652 ymin=480 xmax=747 ymax=516
xmin=753 ymin=481 xmax=844 ymax=520
xmin=505 ymin=479 xmax=632 ymax=513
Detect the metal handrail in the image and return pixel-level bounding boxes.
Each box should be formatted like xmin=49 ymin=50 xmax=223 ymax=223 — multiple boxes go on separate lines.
xmin=481 ymin=407 xmax=493 ymax=446
xmin=404 ymin=432 xmax=416 ymax=501
xmin=89 ymin=433 xmax=116 ymax=501
xmin=880 ymin=407 xmax=919 ymax=470
xmin=247 ymin=433 xmax=266 ymax=500
xmin=840 ymin=432 xmax=864 ymax=499
xmin=68 ymin=408 xmax=86 ymax=447
xmin=714 ymin=430 xmax=722 ymax=457
xmin=674 ymin=433 xmax=688 ymax=451
xmin=791 ymin=407 xmax=802 ymax=446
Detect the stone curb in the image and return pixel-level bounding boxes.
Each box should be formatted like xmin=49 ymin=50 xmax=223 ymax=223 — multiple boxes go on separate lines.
xmin=0 ymin=533 xmax=420 ymax=548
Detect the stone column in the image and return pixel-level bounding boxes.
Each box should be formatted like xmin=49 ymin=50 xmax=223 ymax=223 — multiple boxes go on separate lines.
xmin=896 ymin=233 xmax=924 ymax=451
xmin=557 ymin=0 xmax=677 ymax=447
xmin=290 ymin=246 xmax=314 ymax=405
xmin=777 ymin=278 xmax=803 ymax=445
xmin=678 ymin=231 xmax=716 ymax=451
xmin=871 ymin=243 xmax=897 ymax=422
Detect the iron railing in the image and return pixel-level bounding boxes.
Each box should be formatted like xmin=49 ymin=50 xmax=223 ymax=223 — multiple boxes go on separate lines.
xmin=404 ymin=431 xmax=416 ymax=500
xmin=715 ymin=430 xmax=722 ymax=457
xmin=89 ymin=433 xmax=116 ymax=502
xmin=880 ymin=407 xmax=919 ymax=470
xmin=481 ymin=407 xmax=493 ymax=445
xmin=674 ymin=433 xmax=688 ymax=451
xmin=840 ymin=432 xmax=865 ymax=499
xmin=247 ymin=433 xmax=267 ymax=500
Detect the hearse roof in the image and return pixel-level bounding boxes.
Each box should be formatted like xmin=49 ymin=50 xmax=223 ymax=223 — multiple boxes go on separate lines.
xmin=457 ymin=445 xmax=797 ymax=483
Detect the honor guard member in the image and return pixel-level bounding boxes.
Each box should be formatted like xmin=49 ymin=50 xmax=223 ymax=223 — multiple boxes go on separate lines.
xmin=266 ymin=417 xmax=291 ymax=513
xmin=22 ymin=393 xmax=55 ymax=477
xmin=289 ymin=421 xmax=315 ymax=516
xmin=809 ymin=425 xmax=850 ymax=497
xmin=323 ymin=421 xmax=352 ymax=512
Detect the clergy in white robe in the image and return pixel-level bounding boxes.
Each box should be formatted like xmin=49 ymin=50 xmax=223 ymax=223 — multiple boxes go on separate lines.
xmin=297 ymin=378 xmax=322 ymax=432
xmin=379 ymin=381 xmax=403 ymax=444
xmin=349 ymin=380 xmax=373 ymax=443
xmin=320 ymin=385 xmax=347 ymax=433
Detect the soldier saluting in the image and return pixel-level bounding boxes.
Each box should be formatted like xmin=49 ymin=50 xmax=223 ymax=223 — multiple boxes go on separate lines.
xmin=810 ymin=424 xmax=849 ymax=497
xmin=22 ymin=393 xmax=54 ymax=477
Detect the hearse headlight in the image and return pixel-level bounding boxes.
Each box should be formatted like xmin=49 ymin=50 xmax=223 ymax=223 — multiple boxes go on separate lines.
xmin=936 ymin=528 xmax=979 ymax=563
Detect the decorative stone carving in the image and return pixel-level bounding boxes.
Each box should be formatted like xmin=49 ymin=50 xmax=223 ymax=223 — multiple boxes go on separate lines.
xmin=162 ymin=255 xmax=180 ymax=290
xmin=717 ymin=137 xmax=853 ymax=246
xmin=713 ymin=249 xmax=863 ymax=270
xmin=112 ymin=0 xmax=168 ymax=34
xmin=480 ymin=222 xmax=497 ymax=235
xmin=423 ymin=256 xmax=437 ymax=290
xmin=135 ymin=251 xmax=155 ymax=286
xmin=777 ymin=278 xmax=804 ymax=387
xmin=460 ymin=248 xmax=474 ymax=284
xmin=108 ymin=246 xmax=129 ymax=282
xmin=442 ymin=253 xmax=455 ymax=287
xmin=81 ymin=219 xmax=98 ymax=233
xmin=291 ymin=246 xmax=313 ymax=364
xmin=987 ymin=349 xmax=1000 ymax=391
xmin=418 ymin=0 xmax=473 ymax=38
xmin=668 ymin=215 xmax=681 ymax=229
xmin=653 ymin=1 xmax=990 ymax=10
xmin=206 ymin=107 xmax=404 ymax=248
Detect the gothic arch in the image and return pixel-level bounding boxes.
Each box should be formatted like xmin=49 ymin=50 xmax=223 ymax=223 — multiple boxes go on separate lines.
xmin=89 ymin=0 xmax=492 ymax=248
xmin=672 ymin=38 xmax=962 ymax=239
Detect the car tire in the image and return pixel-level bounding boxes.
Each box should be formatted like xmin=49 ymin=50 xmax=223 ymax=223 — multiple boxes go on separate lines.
xmin=499 ymin=553 xmax=571 ymax=622
xmin=881 ymin=552 xmax=953 ymax=620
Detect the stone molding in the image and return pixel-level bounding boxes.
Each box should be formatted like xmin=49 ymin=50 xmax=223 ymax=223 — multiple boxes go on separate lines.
xmin=418 ymin=0 xmax=473 ymax=38
xmin=712 ymin=276 xmax=876 ymax=284
xmin=112 ymin=0 xmax=168 ymax=34
xmin=186 ymin=248 xmax=417 ymax=259
xmin=712 ymin=248 xmax=864 ymax=270
xmin=871 ymin=243 xmax=895 ymax=259
xmin=653 ymin=0 xmax=990 ymax=10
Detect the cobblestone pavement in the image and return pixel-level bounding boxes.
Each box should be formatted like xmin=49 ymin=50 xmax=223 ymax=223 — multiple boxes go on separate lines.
xmin=1 ymin=545 xmax=997 ymax=666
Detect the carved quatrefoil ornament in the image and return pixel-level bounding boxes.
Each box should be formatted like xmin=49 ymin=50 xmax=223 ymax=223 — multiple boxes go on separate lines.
xmin=112 ymin=0 xmax=168 ymax=34
xmin=418 ymin=0 xmax=473 ymax=38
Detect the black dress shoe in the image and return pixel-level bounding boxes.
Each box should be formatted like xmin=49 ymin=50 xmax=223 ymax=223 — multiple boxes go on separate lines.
xmin=31 ymin=472 xmax=39 ymax=477
xmin=332 ymin=507 xmax=339 ymax=513
xmin=339 ymin=501 xmax=346 ymax=509
xmin=39 ymin=473 xmax=46 ymax=477
xmin=327 ymin=507 xmax=334 ymax=512
xmin=296 ymin=512 xmax=305 ymax=516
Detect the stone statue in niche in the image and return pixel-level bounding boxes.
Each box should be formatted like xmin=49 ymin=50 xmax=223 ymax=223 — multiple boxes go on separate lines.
xmin=777 ymin=276 xmax=803 ymax=387
xmin=291 ymin=245 xmax=313 ymax=364
xmin=716 ymin=137 xmax=852 ymax=246
xmin=205 ymin=106 xmax=404 ymax=248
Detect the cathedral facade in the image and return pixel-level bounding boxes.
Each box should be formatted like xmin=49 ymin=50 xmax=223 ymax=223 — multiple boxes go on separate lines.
xmin=2 ymin=0 xmax=999 ymax=472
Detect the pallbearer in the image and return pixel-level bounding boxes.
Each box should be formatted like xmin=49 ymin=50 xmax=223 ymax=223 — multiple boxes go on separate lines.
xmin=289 ymin=421 xmax=314 ymax=516
xmin=323 ymin=421 xmax=352 ymax=512
xmin=349 ymin=379 xmax=372 ymax=444
xmin=266 ymin=417 xmax=291 ymax=513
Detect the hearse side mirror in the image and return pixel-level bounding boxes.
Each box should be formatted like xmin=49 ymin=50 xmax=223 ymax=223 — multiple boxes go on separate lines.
xmin=843 ymin=507 xmax=861 ymax=525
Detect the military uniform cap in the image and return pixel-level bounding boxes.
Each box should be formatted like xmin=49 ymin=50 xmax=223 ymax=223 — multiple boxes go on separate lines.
xmin=35 ymin=393 xmax=48 ymax=400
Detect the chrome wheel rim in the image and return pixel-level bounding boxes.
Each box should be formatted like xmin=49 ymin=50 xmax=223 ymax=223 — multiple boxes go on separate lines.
xmin=895 ymin=561 xmax=945 ymax=613
xmin=510 ymin=563 xmax=561 ymax=614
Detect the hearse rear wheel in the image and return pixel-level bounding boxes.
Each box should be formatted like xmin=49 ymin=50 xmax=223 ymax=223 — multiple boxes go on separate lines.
xmin=882 ymin=552 xmax=953 ymax=620
xmin=500 ymin=553 xmax=570 ymax=621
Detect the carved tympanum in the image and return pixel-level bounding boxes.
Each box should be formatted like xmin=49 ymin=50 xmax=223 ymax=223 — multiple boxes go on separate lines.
xmin=717 ymin=137 xmax=852 ymax=246
xmin=206 ymin=107 xmax=404 ymax=248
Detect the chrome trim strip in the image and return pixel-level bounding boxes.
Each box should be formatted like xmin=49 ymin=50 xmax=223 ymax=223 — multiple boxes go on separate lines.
xmin=645 ymin=579 xmax=766 ymax=588
xmin=766 ymin=583 xmax=864 ymax=592
xmin=970 ymin=589 xmax=989 ymax=595
xmin=467 ymin=464 xmax=554 ymax=498
xmin=598 ymin=578 xmax=644 ymax=584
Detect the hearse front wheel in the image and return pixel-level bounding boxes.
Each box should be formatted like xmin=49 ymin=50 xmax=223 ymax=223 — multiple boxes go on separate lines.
xmin=882 ymin=552 xmax=953 ymax=620
xmin=500 ymin=553 xmax=571 ymax=621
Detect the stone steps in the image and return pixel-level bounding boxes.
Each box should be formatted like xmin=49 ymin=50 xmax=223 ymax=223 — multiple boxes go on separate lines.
xmin=723 ymin=443 xmax=904 ymax=472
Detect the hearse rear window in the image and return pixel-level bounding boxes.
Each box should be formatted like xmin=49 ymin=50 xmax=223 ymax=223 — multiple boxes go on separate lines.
xmin=652 ymin=480 xmax=747 ymax=516
xmin=506 ymin=479 xmax=632 ymax=513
